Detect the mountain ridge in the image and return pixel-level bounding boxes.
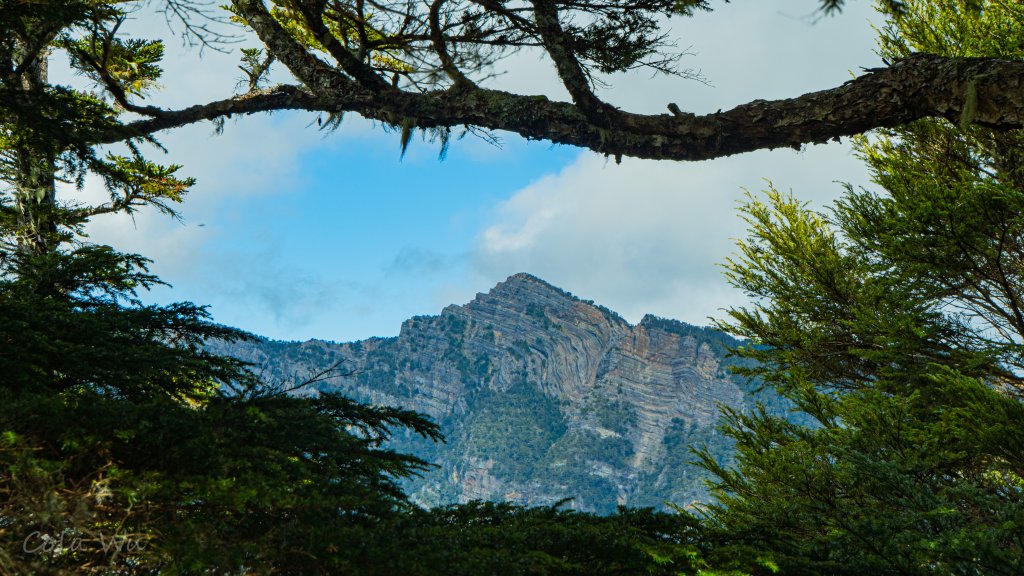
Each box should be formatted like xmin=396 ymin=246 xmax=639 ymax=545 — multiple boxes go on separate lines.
xmin=210 ymin=273 xmax=782 ymax=513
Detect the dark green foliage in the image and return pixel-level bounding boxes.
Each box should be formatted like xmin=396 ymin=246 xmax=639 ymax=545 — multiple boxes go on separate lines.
xmin=1 ymin=247 xmax=243 ymax=401
xmin=1 ymin=386 xmax=443 ymax=574
xmin=695 ymin=371 xmax=1024 ymax=576
xmin=2 ymin=6 xmax=455 ymax=571
xmin=525 ymin=302 xmax=559 ymax=330
xmin=593 ymin=398 xmax=638 ymax=435
xmin=641 ymin=314 xmax=747 ymax=361
xmin=464 ymin=383 xmax=567 ymax=480
xmin=361 ymin=501 xmax=703 ymax=576
xmin=442 ymin=312 xmax=469 ymax=335
xmin=0 ymin=248 xmax=444 ymax=574
xmin=540 ymin=432 xmax=630 ymax=513
xmin=638 ymin=419 xmax=732 ymax=505
xmin=689 ymin=4 xmax=1024 ymax=574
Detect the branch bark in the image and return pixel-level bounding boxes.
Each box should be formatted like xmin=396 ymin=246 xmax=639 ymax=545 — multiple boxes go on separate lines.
xmin=230 ymin=0 xmax=353 ymax=94
xmin=290 ymin=0 xmax=392 ymax=91
xmin=12 ymin=37 xmax=58 ymax=256
xmin=429 ymin=0 xmax=476 ymax=89
xmin=98 ymin=53 xmax=1024 ymax=162
xmin=529 ymin=1 xmax=612 ymax=123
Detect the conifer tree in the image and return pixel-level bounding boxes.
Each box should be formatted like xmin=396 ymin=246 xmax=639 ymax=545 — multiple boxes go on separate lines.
xmin=1 ymin=5 xmax=697 ymax=574
xmin=693 ymin=2 xmax=1024 ymax=574
xmin=1 ymin=4 xmax=443 ymax=574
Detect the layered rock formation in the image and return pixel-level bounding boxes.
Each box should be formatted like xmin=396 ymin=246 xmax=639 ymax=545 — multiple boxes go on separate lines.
xmin=212 ymin=273 xmax=784 ymax=513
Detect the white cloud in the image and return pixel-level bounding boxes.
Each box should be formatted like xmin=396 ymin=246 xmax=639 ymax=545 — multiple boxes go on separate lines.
xmin=51 ymin=1 xmax=888 ymax=340
xmin=47 ymin=6 xmax=385 ymax=306
xmin=77 ymin=113 xmax=327 ymax=281
xmin=467 ymin=1 xmax=885 ymax=329
xmin=473 ymin=143 xmax=870 ymax=328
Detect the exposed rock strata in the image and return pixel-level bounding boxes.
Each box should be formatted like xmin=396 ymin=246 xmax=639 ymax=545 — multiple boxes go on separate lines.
xmin=211 ymin=273 xmax=779 ymax=512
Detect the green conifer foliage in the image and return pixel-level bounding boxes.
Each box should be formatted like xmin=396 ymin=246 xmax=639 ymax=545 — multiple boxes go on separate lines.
xmin=693 ymin=2 xmax=1024 ymax=574
xmin=0 ymin=3 xmax=444 ymax=573
xmin=1 ymin=4 xmax=696 ymax=574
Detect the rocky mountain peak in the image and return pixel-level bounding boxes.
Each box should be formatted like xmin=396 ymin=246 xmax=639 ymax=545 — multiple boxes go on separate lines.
xmin=463 ymin=273 xmax=626 ymax=330
xmin=210 ymin=274 xmax=785 ymax=513
xmin=503 ymin=271 xmax=555 ymax=288
xmin=473 ymin=272 xmax=577 ymax=309
xmin=639 ymin=313 xmax=661 ymax=326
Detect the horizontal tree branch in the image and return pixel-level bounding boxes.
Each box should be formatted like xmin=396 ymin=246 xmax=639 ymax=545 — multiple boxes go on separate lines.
xmin=99 ymin=86 xmax=322 ymax=142
xmin=100 ymin=53 xmax=1024 ymax=162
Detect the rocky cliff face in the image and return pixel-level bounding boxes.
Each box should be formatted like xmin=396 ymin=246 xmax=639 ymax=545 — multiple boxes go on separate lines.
xmin=211 ymin=273 xmax=784 ymax=513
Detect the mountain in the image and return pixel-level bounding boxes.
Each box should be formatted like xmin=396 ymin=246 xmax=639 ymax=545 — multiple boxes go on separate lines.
xmin=210 ymin=273 xmax=789 ymax=513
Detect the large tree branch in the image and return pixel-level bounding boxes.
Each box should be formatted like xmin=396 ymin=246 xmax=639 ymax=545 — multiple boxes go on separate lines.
xmin=96 ymin=53 xmax=1024 ymax=161
xmin=291 ymin=0 xmax=392 ymax=91
xmin=98 ymin=85 xmax=322 ymax=142
xmin=429 ymin=0 xmax=475 ymax=89
xmin=529 ymin=0 xmax=611 ymax=123
xmin=230 ymin=0 xmax=352 ymax=94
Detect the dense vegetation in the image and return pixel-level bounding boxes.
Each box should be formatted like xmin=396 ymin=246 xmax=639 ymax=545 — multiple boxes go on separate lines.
xmin=0 ymin=3 xmax=689 ymax=574
xmin=3 ymin=0 xmax=1023 ymax=574
xmin=690 ymin=2 xmax=1024 ymax=574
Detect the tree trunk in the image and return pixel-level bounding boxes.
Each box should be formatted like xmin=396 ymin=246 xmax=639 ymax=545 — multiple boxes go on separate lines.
xmin=12 ymin=39 xmax=58 ymax=257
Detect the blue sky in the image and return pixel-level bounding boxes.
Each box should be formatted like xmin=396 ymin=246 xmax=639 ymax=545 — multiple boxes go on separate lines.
xmin=69 ymin=1 xmax=884 ymax=342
